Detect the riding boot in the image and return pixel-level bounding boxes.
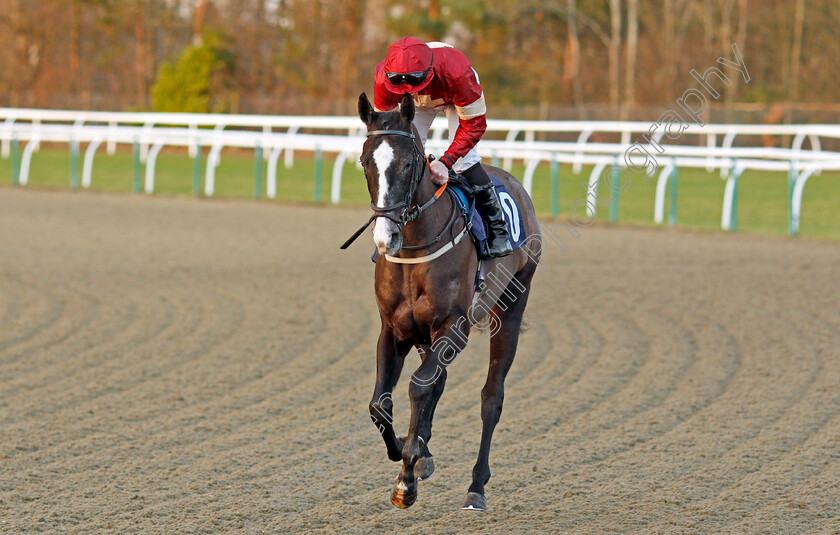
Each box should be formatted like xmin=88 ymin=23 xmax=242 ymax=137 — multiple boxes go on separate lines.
xmin=461 ymin=162 xmax=513 ymax=258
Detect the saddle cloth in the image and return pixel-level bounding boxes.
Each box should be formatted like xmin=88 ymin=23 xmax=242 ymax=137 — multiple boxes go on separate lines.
xmin=371 ymin=172 xmax=526 ymax=263
xmin=449 ymin=172 xmax=526 ymax=258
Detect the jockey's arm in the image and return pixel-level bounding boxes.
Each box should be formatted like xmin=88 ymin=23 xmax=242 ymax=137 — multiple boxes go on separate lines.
xmin=439 ymin=67 xmax=487 ymax=169
xmin=373 ymin=82 xmax=400 ymax=113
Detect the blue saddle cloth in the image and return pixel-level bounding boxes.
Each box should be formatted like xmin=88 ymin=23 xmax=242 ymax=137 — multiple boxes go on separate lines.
xmin=449 ymin=173 xmax=526 ymax=258
xmin=371 ymin=172 xmax=526 ymax=262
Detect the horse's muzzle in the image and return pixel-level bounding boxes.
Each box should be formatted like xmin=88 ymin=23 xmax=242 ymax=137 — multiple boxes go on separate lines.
xmin=377 ymin=234 xmax=402 ymax=255
xmin=373 ymin=219 xmax=403 ymax=255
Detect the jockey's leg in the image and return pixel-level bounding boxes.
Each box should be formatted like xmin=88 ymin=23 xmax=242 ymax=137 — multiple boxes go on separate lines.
xmin=443 ymin=107 xmax=512 ymax=257
xmin=461 ymin=162 xmax=513 ymax=258
xmin=412 ymin=105 xmax=438 ymax=151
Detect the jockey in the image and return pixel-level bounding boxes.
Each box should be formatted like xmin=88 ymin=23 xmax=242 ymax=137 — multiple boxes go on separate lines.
xmin=374 ymin=37 xmax=513 ymax=258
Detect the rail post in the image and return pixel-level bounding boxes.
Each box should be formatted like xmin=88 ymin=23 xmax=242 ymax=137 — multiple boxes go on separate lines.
xmin=314 ymin=146 xmax=323 ymax=203
xmin=668 ymin=162 xmax=678 ymax=227
xmin=730 ymin=162 xmax=742 ymax=232
xmin=609 ymin=163 xmax=620 ymax=223
xmin=11 ymin=136 xmax=20 ymax=185
xmin=70 ymin=136 xmax=80 ymax=190
xmin=81 ymin=138 xmax=103 ymax=188
xmin=788 ymin=163 xmax=796 ymax=236
xmin=550 ymin=157 xmax=559 ymax=216
xmin=133 ymin=139 xmax=141 ymax=193
xmin=193 ymin=141 xmax=202 ymax=197
xmin=721 ymin=161 xmax=743 ymax=232
xmin=254 ymin=144 xmax=263 ymax=200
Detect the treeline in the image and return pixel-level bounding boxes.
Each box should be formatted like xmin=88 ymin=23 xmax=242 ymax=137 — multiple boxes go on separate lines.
xmin=1 ymin=0 xmax=837 ymax=119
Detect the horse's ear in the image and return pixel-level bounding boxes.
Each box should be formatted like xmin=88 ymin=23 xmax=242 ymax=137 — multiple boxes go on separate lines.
xmin=400 ymin=93 xmax=415 ymax=124
xmin=358 ymin=92 xmax=374 ymax=125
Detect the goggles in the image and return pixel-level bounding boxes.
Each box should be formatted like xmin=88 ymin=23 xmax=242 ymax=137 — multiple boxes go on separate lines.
xmin=385 ymin=66 xmax=431 ymax=87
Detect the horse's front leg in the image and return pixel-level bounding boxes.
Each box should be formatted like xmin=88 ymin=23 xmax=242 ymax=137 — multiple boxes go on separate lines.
xmin=391 ymin=317 xmax=469 ymax=508
xmin=369 ymin=323 xmax=411 ymax=462
xmin=395 ymin=343 xmax=438 ymax=481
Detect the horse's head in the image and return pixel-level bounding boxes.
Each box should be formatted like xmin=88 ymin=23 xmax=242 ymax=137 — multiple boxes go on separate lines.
xmin=357 ymin=92 xmax=423 ymax=255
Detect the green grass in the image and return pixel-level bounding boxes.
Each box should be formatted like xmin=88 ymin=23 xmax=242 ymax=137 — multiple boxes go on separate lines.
xmin=3 ymin=143 xmax=838 ymax=239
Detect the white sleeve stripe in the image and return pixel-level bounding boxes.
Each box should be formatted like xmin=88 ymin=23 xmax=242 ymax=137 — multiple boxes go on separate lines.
xmin=374 ymin=105 xmax=397 ymax=112
xmin=455 ymin=93 xmax=486 ymax=120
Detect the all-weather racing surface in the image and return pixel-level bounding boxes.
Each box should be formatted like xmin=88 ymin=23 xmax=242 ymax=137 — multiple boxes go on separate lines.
xmin=1 ymin=187 xmax=839 ymax=534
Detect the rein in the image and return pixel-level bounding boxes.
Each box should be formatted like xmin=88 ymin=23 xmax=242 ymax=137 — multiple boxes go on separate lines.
xmin=340 ymin=129 xmax=466 ymax=264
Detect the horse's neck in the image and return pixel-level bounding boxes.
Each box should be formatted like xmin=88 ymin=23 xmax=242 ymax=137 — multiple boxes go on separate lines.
xmin=403 ymin=176 xmax=450 ymax=247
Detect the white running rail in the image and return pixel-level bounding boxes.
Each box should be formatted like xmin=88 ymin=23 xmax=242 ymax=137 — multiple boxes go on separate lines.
xmin=2 ymin=108 xmax=839 ymax=236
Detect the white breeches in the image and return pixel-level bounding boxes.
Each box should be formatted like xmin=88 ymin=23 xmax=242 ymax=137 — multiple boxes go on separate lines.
xmin=412 ymin=106 xmax=481 ymax=173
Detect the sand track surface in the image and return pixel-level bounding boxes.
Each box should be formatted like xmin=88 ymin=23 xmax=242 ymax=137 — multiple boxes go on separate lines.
xmin=1 ymin=188 xmax=839 ymax=534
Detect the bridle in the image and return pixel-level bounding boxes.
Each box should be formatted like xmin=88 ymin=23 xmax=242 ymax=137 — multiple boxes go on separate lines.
xmin=339 ymin=128 xmax=466 ymax=257
xmin=365 ymin=129 xmax=428 ymax=230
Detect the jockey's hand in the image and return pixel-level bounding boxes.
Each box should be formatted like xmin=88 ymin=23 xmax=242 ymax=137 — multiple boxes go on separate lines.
xmin=429 ymin=160 xmax=449 ymax=185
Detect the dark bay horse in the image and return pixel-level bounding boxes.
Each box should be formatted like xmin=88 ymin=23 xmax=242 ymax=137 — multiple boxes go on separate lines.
xmin=353 ymin=92 xmax=541 ymax=511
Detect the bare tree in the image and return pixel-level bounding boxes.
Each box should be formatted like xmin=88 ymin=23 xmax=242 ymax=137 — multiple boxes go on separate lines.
xmin=609 ymin=0 xmax=621 ymax=114
xmin=575 ymin=0 xmax=623 ymax=111
xmin=135 ymin=1 xmax=148 ymax=107
xmin=70 ymin=0 xmax=80 ymax=97
xmin=563 ymin=0 xmax=585 ymax=112
xmin=661 ymin=0 xmax=696 ymax=100
xmin=789 ymin=0 xmax=805 ymax=102
xmin=702 ymin=0 xmax=714 ymax=57
xmin=622 ymin=0 xmax=638 ymax=119
xmin=194 ymin=0 xmax=209 ymax=45
xmin=0 ymin=0 xmax=836 ymax=114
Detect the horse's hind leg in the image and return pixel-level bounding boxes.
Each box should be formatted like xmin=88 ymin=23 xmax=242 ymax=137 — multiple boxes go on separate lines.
xmin=369 ymin=323 xmax=411 ymax=462
xmin=463 ymin=263 xmax=535 ymax=511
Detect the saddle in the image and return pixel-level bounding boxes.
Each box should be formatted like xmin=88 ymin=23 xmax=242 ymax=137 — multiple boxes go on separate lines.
xmin=446 ymin=171 xmax=526 ymax=259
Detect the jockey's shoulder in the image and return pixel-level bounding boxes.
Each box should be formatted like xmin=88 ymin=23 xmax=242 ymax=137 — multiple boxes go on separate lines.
xmin=427 ymin=43 xmax=474 ymax=78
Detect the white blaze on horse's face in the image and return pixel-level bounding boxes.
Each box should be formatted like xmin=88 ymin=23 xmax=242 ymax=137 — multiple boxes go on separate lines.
xmin=371 ymin=139 xmax=402 ymax=254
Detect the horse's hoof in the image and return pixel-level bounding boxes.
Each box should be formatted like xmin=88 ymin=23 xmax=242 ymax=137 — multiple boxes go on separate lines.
xmin=461 ymin=492 xmax=486 ymax=511
xmin=390 ymin=478 xmax=417 ymax=509
xmin=415 ymin=456 xmax=435 ymax=481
